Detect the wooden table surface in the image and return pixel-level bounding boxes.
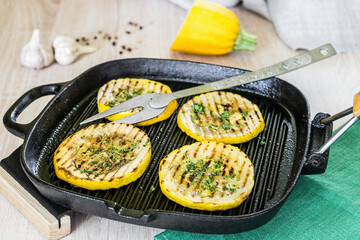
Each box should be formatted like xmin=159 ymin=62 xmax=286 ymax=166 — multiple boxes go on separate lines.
xmin=0 ymin=0 xmax=359 ymax=239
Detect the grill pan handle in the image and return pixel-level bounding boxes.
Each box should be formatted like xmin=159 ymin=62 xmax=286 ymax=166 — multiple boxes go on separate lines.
xmin=3 ymin=84 xmax=63 ymax=139
xmin=302 ymin=113 xmax=333 ymax=175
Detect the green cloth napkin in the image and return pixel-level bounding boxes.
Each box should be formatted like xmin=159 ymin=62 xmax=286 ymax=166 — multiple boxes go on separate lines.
xmin=155 ymin=120 xmax=360 ymax=240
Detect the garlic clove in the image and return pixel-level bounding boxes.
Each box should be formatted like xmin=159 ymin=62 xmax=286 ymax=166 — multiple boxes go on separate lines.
xmin=20 ymin=29 xmax=54 ymax=70
xmin=53 ymin=36 xmax=96 ymax=65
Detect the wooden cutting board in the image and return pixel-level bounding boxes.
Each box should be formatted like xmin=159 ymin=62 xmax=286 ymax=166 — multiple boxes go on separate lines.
xmin=0 ymin=146 xmax=71 ymax=240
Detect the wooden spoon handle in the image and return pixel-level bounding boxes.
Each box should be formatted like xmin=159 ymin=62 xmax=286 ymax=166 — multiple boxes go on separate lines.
xmin=353 ymin=91 xmax=360 ymax=117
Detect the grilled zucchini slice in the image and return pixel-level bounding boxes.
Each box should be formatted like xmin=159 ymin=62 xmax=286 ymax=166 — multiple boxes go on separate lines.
xmin=177 ymin=91 xmax=265 ymax=144
xmin=54 ymin=123 xmax=151 ymax=190
xmin=159 ymin=141 xmax=254 ymax=211
xmin=97 ymin=78 xmax=178 ymax=126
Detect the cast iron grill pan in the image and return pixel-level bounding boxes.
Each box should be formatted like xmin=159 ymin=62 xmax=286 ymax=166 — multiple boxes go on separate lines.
xmin=4 ymin=59 xmax=329 ymax=234
xmin=41 ymin=82 xmax=291 ymax=214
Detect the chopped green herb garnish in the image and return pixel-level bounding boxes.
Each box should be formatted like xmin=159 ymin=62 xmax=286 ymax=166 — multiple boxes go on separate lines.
xmin=107 ymin=101 xmax=116 ymax=107
xmin=209 ymin=124 xmax=217 ymax=129
xmin=132 ymin=88 xmax=143 ymax=95
xmin=220 ymin=111 xmax=230 ymax=120
xmin=242 ymin=111 xmax=248 ymax=117
xmin=122 ymin=90 xmax=132 ymax=100
xmin=80 ymin=169 xmax=92 ymax=174
xmin=260 ymin=140 xmax=266 ymax=145
xmin=81 ymin=135 xmax=85 ymax=139
xmin=230 ymin=173 xmax=236 ymax=179
xmin=221 ymin=123 xmax=231 ymax=130
xmin=214 ymin=159 xmax=223 ymax=169
xmin=193 ymin=103 xmax=205 ymax=113
xmin=150 ymin=185 xmax=155 ymax=192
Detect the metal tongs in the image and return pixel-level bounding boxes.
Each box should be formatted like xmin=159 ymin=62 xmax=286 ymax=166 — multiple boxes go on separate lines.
xmin=80 ymin=44 xmax=336 ymax=126
xmin=303 ymin=91 xmax=360 ymax=174
xmin=316 ymin=91 xmax=360 ymax=154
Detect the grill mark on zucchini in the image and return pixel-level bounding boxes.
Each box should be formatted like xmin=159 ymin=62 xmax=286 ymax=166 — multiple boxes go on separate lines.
xmin=229 ymin=167 xmax=234 ymax=176
xmin=193 ymin=141 xmax=202 ymax=158
xmin=238 ymin=160 xmax=246 ymax=175
xmin=210 ymin=93 xmax=222 ymax=139
xmin=106 ymin=151 xmax=135 ymax=180
xmin=254 ymin=107 xmax=261 ymax=121
xmin=235 ymin=119 xmax=245 ymax=136
xmin=58 ymin=167 xmax=75 ymax=179
xmin=102 ymin=84 xmax=110 ymax=101
xmin=222 ymin=164 xmax=227 ymax=176
xmin=190 ymin=143 xmax=223 ymax=193
xmin=242 ymin=116 xmax=249 ymax=130
xmin=242 ymin=168 xmax=251 ymax=188
xmin=180 ymin=171 xmax=186 ymax=184
xmin=185 ymin=145 xmax=215 ymax=192
xmin=248 ymin=114 xmax=255 ymax=128
xmin=107 ymin=129 xmax=144 ymax=179
xmin=173 ymin=164 xmax=181 ymax=177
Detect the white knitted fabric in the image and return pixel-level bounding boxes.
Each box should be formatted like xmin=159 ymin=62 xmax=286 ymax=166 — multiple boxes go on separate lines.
xmin=244 ymin=0 xmax=360 ymax=52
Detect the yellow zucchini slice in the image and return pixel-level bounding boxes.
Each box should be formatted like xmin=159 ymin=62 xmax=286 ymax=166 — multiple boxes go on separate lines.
xmin=159 ymin=141 xmax=254 ymax=211
xmin=54 ymin=123 xmax=151 ymax=190
xmin=177 ymin=91 xmax=265 ymax=144
xmin=97 ymin=78 xmax=178 ymax=126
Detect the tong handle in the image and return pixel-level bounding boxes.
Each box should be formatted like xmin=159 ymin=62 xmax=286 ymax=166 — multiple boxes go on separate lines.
xmin=148 ymin=44 xmax=336 ymax=109
xmin=320 ymin=107 xmax=352 ymax=124
xmin=353 ymin=91 xmax=360 ymax=117
xmin=317 ymin=116 xmax=359 ymax=154
xmin=316 ymin=91 xmax=360 ymax=153
xmin=208 ymin=44 xmax=336 ymax=92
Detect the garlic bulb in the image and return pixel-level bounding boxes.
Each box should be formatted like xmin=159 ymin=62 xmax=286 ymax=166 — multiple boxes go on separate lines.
xmin=20 ymin=29 xmax=54 ymax=69
xmin=53 ymin=36 xmax=96 ymax=65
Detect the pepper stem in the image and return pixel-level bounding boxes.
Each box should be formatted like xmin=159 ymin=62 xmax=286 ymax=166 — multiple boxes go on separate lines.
xmin=233 ymin=28 xmax=257 ymax=52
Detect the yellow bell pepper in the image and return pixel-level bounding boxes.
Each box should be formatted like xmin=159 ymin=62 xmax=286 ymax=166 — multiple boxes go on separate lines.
xmin=171 ymin=0 xmax=257 ymax=55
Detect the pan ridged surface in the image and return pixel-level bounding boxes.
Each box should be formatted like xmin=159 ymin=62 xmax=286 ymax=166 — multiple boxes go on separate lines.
xmin=41 ymin=80 xmax=293 ymax=217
